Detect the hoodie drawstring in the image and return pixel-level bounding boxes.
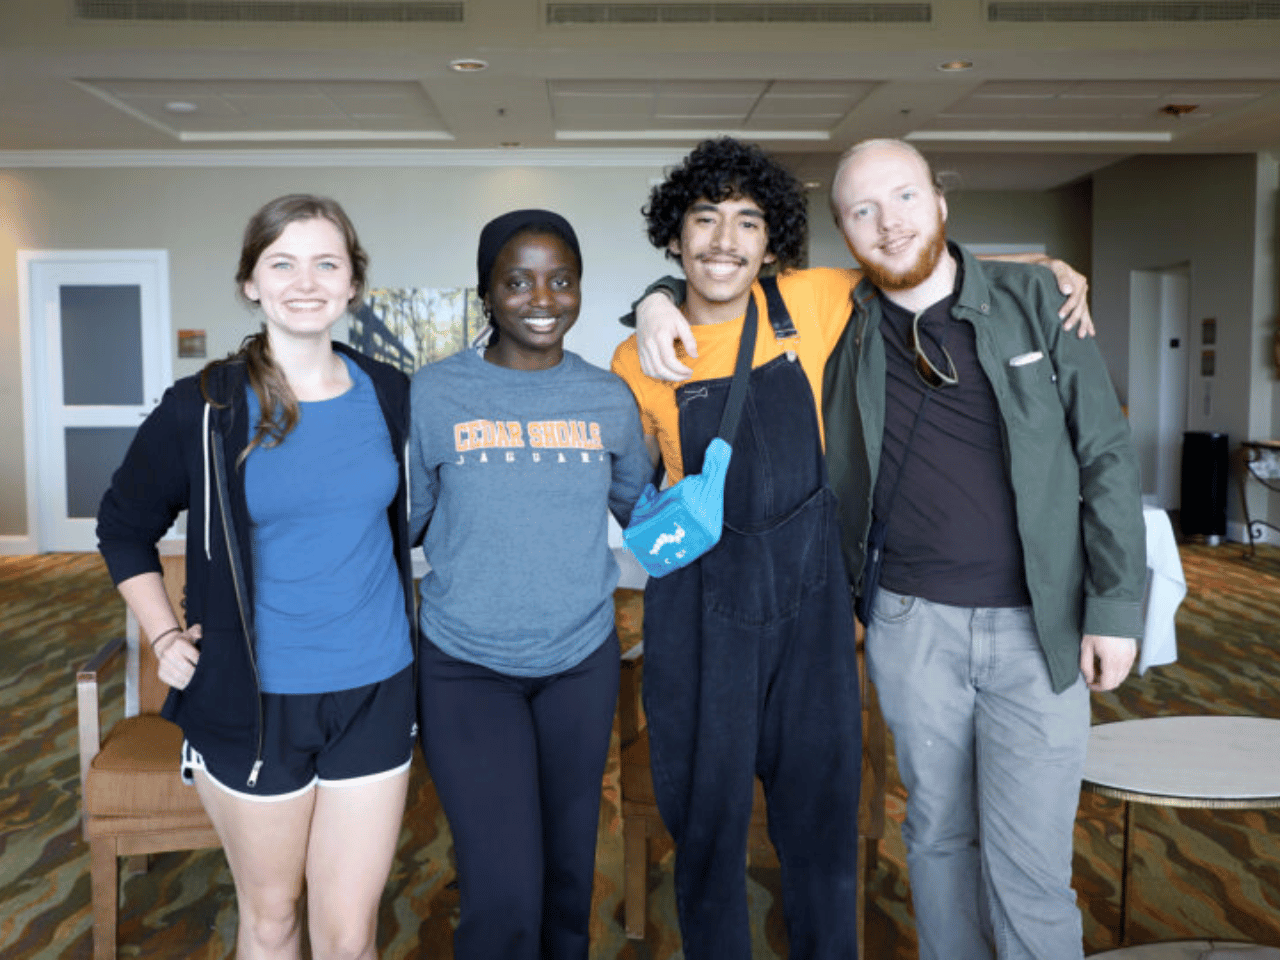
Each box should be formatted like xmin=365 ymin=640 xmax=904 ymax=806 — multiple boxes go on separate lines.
xmin=203 ymin=402 xmax=212 ymax=561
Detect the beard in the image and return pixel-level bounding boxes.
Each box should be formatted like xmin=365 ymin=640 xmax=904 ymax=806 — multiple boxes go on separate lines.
xmin=857 ymin=221 xmax=948 ymax=292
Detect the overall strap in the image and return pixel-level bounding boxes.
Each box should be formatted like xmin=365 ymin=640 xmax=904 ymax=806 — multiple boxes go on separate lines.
xmin=760 ymin=274 xmax=797 ymax=340
xmin=716 ymin=291 xmax=759 ymax=444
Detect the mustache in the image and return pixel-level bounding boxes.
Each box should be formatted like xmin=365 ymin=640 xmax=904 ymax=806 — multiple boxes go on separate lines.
xmin=695 ymin=254 xmax=749 ymax=266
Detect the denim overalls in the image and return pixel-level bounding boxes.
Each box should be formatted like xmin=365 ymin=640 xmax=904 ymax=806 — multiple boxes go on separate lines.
xmin=642 ymin=279 xmax=864 ymax=960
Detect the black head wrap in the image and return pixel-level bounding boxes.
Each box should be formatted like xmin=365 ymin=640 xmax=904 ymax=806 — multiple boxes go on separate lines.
xmin=476 ymin=209 xmax=583 ymax=300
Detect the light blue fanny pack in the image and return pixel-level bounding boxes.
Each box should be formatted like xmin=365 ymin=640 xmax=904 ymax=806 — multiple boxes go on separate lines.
xmin=623 ymin=290 xmax=759 ymax=578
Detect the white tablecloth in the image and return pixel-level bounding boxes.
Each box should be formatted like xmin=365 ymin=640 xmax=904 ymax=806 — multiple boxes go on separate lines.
xmin=1140 ymin=505 xmax=1185 ymax=674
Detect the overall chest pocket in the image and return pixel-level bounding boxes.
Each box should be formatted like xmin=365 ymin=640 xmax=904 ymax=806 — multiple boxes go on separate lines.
xmin=701 ymin=486 xmax=831 ymax=628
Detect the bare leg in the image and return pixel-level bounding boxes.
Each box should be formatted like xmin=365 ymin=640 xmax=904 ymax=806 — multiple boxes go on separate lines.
xmin=305 ymin=768 xmax=410 ymax=960
xmin=194 ymin=771 xmax=315 ymax=960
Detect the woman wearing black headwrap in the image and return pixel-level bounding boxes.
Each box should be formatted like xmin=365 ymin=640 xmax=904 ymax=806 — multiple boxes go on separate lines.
xmin=407 ymin=210 xmax=651 ymax=959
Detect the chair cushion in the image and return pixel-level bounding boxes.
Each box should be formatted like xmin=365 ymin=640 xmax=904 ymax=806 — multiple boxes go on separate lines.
xmin=84 ymin=715 xmax=206 ymax=817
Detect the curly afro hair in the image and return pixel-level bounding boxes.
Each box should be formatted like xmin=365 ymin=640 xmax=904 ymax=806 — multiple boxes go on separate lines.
xmin=644 ymin=137 xmax=808 ymax=271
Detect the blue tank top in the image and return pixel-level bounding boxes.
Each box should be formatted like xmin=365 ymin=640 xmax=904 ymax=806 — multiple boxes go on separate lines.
xmin=245 ymin=355 xmax=411 ymax=694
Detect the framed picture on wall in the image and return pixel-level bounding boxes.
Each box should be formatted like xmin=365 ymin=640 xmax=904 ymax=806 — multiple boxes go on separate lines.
xmin=177 ymin=329 xmax=207 ymax=358
xmin=349 ymin=287 xmax=485 ymax=374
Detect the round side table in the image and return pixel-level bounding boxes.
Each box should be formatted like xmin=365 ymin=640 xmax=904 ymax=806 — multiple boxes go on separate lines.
xmin=1081 ymin=716 xmax=1280 ymax=950
xmin=1089 ymin=942 xmax=1280 ymax=959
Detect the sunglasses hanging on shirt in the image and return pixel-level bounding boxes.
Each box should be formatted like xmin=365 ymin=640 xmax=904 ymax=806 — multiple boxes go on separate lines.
xmin=911 ymin=311 xmax=959 ymax=389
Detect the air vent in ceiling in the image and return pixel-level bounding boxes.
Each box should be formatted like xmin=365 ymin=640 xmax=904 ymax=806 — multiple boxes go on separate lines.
xmin=74 ymin=0 xmax=463 ymax=22
xmin=988 ymin=1 xmax=1280 ymax=21
xmin=548 ymin=3 xmax=930 ymax=25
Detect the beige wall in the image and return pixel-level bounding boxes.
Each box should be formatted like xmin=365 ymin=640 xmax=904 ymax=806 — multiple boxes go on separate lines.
xmin=11 ymin=158 xmax=1034 ymax=543
xmin=0 ymin=162 xmax=676 ymax=541
xmin=5 ymin=153 xmax=1276 ymax=545
xmin=1092 ymin=153 xmax=1279 ymax=528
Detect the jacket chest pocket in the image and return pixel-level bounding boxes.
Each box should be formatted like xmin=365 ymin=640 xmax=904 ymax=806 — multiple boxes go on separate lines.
xmin=1001 ymin=355 xmax=1064 ymax=432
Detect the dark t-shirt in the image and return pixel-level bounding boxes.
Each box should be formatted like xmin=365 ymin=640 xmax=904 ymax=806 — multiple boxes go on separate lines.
xmin=872 ymin=260 xmax=1032 ymax=608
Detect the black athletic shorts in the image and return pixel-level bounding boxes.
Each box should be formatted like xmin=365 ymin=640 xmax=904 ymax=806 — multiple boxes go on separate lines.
xmin=181 ymin=663 xmax=415 ymax=800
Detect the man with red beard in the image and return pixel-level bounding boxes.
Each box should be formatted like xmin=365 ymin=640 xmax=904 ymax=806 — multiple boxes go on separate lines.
xmin=821 ymin=139 xmax=1145 ymax=960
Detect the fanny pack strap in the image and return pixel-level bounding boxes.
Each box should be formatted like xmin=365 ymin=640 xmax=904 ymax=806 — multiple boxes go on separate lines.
xmin=876 ymin=307 xmax=952 ymax=532
xmin=716 ymin=278 xmax=764 ymax=443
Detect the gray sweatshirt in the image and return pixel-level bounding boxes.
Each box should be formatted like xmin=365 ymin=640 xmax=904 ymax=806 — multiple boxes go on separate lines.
xmin=409 ymin=347 xmax=651 ymax=676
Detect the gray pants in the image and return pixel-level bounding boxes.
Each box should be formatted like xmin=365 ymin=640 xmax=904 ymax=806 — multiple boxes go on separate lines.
xmin=866 ymin=589 xmax=1089 ymax=960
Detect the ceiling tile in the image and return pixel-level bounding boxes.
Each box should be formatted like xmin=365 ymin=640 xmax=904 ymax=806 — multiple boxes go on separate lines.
xmin=77 ymin=78 xmax=446 ymax=136
xmin=940 ymin=77 xmax=1276 ymax=135
xmin=966 ymin=80 xmax=1075 ymax=98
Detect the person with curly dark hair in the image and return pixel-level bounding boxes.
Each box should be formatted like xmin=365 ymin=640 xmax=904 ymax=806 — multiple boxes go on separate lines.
xmin=643 ymin=135 xmax=809 ymax=272
xmin=611 ymin=137 xmax=865 ymax=960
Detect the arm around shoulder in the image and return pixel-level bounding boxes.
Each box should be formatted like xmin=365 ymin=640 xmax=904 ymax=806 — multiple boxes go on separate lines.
xmin=631 ymin=279 xmax=697 ymax=382
xmin=984 ymin=251 xmax=1091 ymax=333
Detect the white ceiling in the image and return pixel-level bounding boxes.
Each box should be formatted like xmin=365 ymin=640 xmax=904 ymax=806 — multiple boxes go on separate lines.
xmin=3 ymin=0 xmax=1280 ymax=190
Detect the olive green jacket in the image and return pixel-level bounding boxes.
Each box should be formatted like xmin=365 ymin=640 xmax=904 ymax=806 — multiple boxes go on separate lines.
xmin=822 ymin=243 xmax=1146 ymax=693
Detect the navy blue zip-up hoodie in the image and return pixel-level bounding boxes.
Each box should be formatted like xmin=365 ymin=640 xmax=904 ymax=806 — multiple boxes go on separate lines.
xmin=97 ymin=342 xmax=415 ymax=788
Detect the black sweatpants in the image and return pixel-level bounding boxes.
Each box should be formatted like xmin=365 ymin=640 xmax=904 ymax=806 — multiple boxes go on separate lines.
xmin=417 ymin=632 xmax=620 ymax=960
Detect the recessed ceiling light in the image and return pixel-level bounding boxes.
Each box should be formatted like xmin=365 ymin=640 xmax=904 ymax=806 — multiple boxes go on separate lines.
xmin=450 ymin=58 xmax=488 ymax=73
xmin=803 ymin=180 xmax=822 ymax=190
xmin=164 ymin=101 xmax=198 ymax=113
xmin=937 ymin=59 xmax=974 ymax=72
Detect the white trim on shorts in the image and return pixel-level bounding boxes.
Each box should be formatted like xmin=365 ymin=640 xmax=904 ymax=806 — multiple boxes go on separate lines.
xmin=182 ymin=739 xmax=317 ymax=803
xmin=317 ymin=754 xmax=413 ymax=789
xmin=181 ymin=739 xmax=411 ymax=802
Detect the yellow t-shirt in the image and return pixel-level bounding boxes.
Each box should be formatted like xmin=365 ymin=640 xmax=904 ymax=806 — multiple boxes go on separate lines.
xmin=611 ymin=267 xmax=860 ymax=483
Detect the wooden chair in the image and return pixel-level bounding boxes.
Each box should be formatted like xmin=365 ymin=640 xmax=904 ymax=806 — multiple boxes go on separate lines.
xmin=76 ymin=554 xmax=220 ymax=960
xmin=616 ymin=590 xmax=886 ymax=952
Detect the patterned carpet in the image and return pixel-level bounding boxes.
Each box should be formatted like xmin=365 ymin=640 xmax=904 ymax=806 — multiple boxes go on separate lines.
xmin=1 ymin=543 xmax=1277 ymax=959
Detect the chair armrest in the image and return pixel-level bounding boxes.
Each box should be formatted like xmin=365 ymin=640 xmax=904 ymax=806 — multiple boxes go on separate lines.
xmin=617 ymin=655 xmax=645 ymax=746
xmin=76 ymin=637 xmax=126 ymax=798
xmin=79 ymin=635 xmax=126 ymax=682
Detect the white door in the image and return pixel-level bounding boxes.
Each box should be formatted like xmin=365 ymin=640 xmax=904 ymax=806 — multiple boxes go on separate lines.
xmin=1154 ymin=267 xmax=1191 ymax=509
xmin=22 ymin=252 xmax=171 ymax=552
xmin=1129 ymin=264 xmax=1191 ymax=511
